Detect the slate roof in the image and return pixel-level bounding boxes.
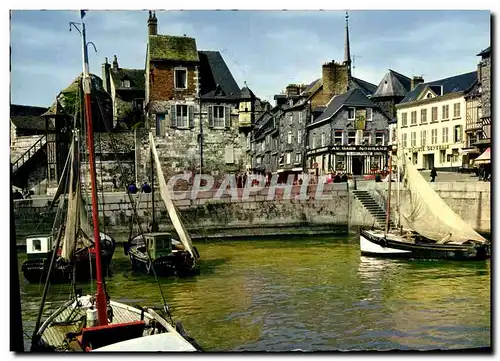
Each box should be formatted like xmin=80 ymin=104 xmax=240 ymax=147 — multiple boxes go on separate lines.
xmin=311 ymin=88 xmax=378 ymax=125
xmin=148 ymin=35 xmax=199 ymax=62
xmin=110 ymin=68 xmax=145 ymax=90
xmin=477 ymin=46 xmax=491 ymax=56
xmin=10 ymin=104 xmax=50 ymax=131
xmin=303 ymin=78 xmax=321 ymax=94
xmin=198 ymin=51 xmax=240 ymax=100
xmin=399 ymin=71 xmax=477 ymax=104
xmin=371 ymin=69 xmax=411 ymax=98
xmin=350 ymin=77 xmax=378 ymax=96
xmin=240 ymin=86 xmax=256 ymax=100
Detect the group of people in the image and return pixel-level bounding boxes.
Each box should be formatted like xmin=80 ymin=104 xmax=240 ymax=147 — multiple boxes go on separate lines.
xmin=327 ymin=172 xmax=349 ymax=183
xmin=111 ymin=177 xmax=152 ymax=194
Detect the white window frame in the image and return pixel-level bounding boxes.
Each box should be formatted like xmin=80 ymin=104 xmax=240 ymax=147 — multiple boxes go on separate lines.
xmin=347 ymin=131 xmax=356 ymax=145
xmin=366 ymin=108 xmax=373 ymax=121
xmin=174 ymin=67 xmax=188 ymax=90
xmin=454 ymin=125 xmax=462 ymax=142
xmin=401 ymin=112 xmax=407 ymax=127
xmin=431 ymin=107 xmax=438 ymax=122
xmin=213 ymin=105 xmax=225 ymax=128
xmin=431 ymin=129 xmax=438 ymax=144
xmin=298 ymin=112 xmax=303 ymax=124
xmin=421 ymin=130 xmax=427 ymax=146
xmin=375 ymin=132 xmax=384 ymax=145
xmin=442 ymin=104 xmax=449 ymax=120
xmin=176 ymin=104 xmax=188 ymax=128
xmin=420 ymin=109 xmax=427 ymax=124
xmin=122 ymin=79 xmax=130 ymax=88
xmin=297 ymin=130 xmax=302 ymax=144
xmin=402 ymin=133 xmax=407 ymax=148
xmin=321 ymin=133 xmax=325 ymax=147
xmin=289 ymin=114 xmax=293 ymax=125
xmin=362 ymin=131 xmax=371 ymax=145
xmin=287 ymin=131 xmax=292 ymax=144
xmin=348 ymin=107 xmax=355 ymax=120
xmin=411 ymin=111 xmax=417 ymax=125
xmin=453 ymin=103 xmax=461 ymax=118
xmin=442 ymin=127 xmax=449 ymax=144
xmin=334 ymin=131 xmax=343 ymax=145
xmin=295 ymin=153 xmax=301 ymax=164
xmin=286 ymin=152 xmax=291 ymax=164
xmin=411 ymin=131 xmax=416 ymax=147
xmin=311 ymin=135 xmax=316 ymax=149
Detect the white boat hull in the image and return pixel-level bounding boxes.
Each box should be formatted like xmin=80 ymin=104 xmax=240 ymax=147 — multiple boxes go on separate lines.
xmin=360 ymin=232 xmax=412 ymax=255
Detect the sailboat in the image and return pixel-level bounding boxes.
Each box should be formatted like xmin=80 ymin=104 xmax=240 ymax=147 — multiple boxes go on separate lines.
xmin=30 ymin=11 xmax=199 ymax=352
xmin=125 ymin=133 xmax=200 ymax=276
xmin=20 ymin=127 xmax=116 ymax=284
xmin=359 ymin=144 xmax=490 ymax=261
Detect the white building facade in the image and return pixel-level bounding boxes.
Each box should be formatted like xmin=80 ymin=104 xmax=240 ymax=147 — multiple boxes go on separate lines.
xmin=395 ymin=71 xmax=477 ymax=171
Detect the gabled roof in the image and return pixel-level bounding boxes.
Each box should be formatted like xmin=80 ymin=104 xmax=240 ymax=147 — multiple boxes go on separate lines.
xmin=10 ymin=104 xmax=50 ymax=131
xmin=372 ymin=69 xmax=411 ymax=98
xmin=42 ymin=100 xmax=68 ymax=117
xmin=110 ymin=68 xmax=145 ymax=91
xmin=350 ymin=77 xmax=378 ymax=96
xmin=148 ymin=35 xmax=199 ymax=62
xmin=302 ymin=78 xmax=321 ymax=94
xmin=399 ymin=71 xmax=477 ymax=104
xmin=198 ymin=51 xmax=240 ymax=100
xmin=311 ymin=88 xmax=378 ymax=125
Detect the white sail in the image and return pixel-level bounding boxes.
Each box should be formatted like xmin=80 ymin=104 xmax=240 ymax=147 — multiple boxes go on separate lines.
xmin=149 ymin=132 xmax=198 ymax=260
xmin=400 ymin=156 xmax=487 ymax=244
xmin=61 ymin=142 xmax=79 ymax=260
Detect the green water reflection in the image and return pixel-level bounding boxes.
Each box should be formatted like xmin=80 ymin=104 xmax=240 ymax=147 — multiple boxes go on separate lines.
xmin=19 ymin=235 xmax=490 ymax=351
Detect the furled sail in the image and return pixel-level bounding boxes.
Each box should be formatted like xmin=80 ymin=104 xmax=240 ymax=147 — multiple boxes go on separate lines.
xmin=400 ymin=156 xmax=487 ymax=244
xmin=149 ymin=132 xmax=198 ymax=260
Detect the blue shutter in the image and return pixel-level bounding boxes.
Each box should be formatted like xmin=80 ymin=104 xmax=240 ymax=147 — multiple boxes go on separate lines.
xmin=225 ymin=106 xmax=231 ymax=128
xmin=208 ymin=106 xmax=213 ymax=128
xmin=170 ymin=105 xmax=177 ymax=128
xmin=189 ymin=105 xmax=194 ymax=128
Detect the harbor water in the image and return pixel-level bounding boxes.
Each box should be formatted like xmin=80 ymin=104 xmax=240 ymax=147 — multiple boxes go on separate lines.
xmin=18 ymin=234 xmax=491 ymax=351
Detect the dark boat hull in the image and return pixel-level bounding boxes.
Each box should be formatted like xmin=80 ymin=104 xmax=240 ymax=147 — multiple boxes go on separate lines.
xmin=128 ymin=248 xmax=198 ymax=277
xmin=21 ymin=238 xmax=117 ymax=284
xmin=360 ymin=229 xmax=490 ymax=261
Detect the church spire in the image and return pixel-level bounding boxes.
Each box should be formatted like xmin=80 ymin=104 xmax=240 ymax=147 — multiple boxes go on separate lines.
xmin=344 ymin=11 xmax=352 ymax=78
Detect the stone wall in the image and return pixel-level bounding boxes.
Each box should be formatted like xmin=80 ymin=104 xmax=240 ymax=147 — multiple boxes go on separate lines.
xmin=10 ymin=135 xmax=42 ymax=162
xmin=13 ymin=182 xmax=490 ymax=242
xmin=480 ymin=55 xmax=491 ymax=118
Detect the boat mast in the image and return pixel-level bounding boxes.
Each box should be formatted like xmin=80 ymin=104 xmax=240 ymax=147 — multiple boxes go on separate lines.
xmin=396 ymin=142 xmax=401 ymax=232
xmin=385 ymin=145 xmax=394 ymax=237
xmin=77 ymin=10 xmax=108 ymax=326
xmin=150 ymin=147 xmax=158 ymax=232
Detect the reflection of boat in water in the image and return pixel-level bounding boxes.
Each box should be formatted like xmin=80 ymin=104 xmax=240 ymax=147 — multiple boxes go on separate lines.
xmin=360 ymin=145 xmax=490 ymax=261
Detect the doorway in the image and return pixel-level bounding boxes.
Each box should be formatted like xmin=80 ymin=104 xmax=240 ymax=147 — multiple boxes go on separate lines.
xmin=352 ymin=156 xmax=363 ymax=175
xmin=423 ymin=154 xmax=434 ymax=170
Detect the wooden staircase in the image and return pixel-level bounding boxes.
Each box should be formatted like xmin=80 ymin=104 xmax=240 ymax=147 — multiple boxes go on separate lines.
xmin=352 ymin=189 xmax=395 ymax=228
xmin=12 ymin=135 xmax=47 ymax=174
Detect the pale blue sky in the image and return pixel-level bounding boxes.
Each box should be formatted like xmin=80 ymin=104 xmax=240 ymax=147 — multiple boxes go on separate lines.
xmin=10 ymin=10 xmax=490 ymax=107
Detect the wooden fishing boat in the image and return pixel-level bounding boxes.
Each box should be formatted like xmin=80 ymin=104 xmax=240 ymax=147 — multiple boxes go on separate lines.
xmin=30 ymin=10 xmax=200 ymax=353
xmin=125 ymin=132 xmax=200 ymax=276
xmin=359 ymin=144 xmax=490 ymax=261
xmin=21 ymin=233 xmax=116 ymax=284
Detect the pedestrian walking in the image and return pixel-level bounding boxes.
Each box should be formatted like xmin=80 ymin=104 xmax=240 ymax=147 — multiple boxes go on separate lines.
xmin=430 ymin=167 xmax=437 ymax=182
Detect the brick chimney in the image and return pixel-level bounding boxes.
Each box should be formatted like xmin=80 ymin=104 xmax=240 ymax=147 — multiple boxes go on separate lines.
xmin=112 ymin=55 xmax=119 ymax=71
xmin=148 ymin=10 xmax=158 ymax=36
xmin=411 ymin=76 xmax=424 ymax=90
xmin=322 ymin=60 xmax=348 ymax=105
xmin=102 ymin=57 xmax=111 ymax=93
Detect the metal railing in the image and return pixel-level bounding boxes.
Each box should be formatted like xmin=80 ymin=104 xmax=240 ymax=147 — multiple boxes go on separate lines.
xmin=12 ymin=135 xmax=47 ymax=173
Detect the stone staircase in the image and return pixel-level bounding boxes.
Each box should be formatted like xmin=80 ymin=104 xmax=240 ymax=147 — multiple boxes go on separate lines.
xmin=11 ymin=135 xmax=47 ymax=174
xmin=352 ymin=189 xmax=394 ymax=228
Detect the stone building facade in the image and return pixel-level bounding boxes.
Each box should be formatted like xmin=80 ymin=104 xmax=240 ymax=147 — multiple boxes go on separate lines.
xmin=475 ymin=46 xmax=491 ymax=150
xmin=143 ymin=11 xmax=258 ymax=181
xmin=306 ymin=88 xmax=391 ymax=175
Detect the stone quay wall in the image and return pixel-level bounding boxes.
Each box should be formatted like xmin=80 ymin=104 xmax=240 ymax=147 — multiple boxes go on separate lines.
xmin=13 ymin=182 xmax=490 ymax=244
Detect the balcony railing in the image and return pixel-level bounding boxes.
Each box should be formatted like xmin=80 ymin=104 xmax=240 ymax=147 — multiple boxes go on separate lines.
xmin=12 ymin=135 xmax=47 ymax=173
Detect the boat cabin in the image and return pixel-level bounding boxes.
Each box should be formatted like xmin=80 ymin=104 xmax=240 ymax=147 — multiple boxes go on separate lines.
xmin=144 ymin=233 xmax=173 ymax=260
xmin=26 ymin=235 xmax=53 ymax=259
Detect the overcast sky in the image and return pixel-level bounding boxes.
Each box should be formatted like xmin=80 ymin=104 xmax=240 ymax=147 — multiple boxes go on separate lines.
xmin=10 ymin=9 xmax=490 ymax=107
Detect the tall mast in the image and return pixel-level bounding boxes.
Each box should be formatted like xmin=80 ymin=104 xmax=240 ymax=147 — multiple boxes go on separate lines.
xmin=396 ymin=142 xmax=401 ymax=232
xmin=344 ymin=11 xmax=352 ymax=78
xmin=78 ymin=10 xmax=108 ymax=326
xmin=150 ymin=147 xmax=158 ymax=232
xmin=385 ymin=146 xmax=393 ymax=237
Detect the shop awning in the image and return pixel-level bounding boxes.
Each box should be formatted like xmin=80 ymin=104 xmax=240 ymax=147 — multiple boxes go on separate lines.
xmin=473 ymin=147 xmax=490 ymax=165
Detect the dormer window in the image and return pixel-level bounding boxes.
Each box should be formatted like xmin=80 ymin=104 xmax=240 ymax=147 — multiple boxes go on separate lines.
xmin=121 ymin=79 xmax=130 ymax=88
xmin=174 ymin=68 xmax=187 ymax=90
xmin=348 ymin=107 xmax=355 ymax=120
xmin=426 ymin=93 xmax=432 ymax=99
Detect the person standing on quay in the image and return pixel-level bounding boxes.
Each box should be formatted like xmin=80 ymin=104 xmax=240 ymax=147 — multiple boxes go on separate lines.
xmin=430 ymin=167 xmax=437 ymax=182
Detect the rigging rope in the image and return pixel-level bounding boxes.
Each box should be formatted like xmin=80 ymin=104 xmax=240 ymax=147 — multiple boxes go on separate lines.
xmin=95 ymin=96 xmax=172 ymax=321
